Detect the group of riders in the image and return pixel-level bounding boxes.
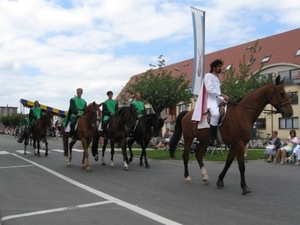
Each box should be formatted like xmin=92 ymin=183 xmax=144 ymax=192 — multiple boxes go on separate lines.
xmin=17 ymin=59 xmax=227 ymax=148
xmin=17 ymin=88 xmax=147 ymax=145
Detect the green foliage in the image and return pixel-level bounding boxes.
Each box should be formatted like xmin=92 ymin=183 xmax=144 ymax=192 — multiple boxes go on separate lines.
xmin=0 ymin=113 xmax=25 ymax=128
xmin=126 ymin=55 xmax=192 ymax=114
xmin=221 ymin=41 xmax=272 ymax=101
xmin=125 ymin=149 xmax=266 ymax=161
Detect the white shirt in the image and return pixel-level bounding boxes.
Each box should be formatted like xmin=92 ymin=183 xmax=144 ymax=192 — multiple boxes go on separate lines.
xmin=204 ymin=73 xmax=223 ymax=108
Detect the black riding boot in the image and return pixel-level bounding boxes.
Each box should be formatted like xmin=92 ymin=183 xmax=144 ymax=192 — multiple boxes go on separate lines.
xmin=102 ymin=121 xmax=108 ymax=140
xmin=209 ymin=125 xmax=221 ymax=148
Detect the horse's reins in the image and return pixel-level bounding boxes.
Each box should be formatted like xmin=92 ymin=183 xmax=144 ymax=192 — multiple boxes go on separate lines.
xmin=228 ymin=84 xmax=290 ymax=114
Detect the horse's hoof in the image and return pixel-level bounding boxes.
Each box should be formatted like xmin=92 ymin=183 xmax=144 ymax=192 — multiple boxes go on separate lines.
xmin=145 ymin=165 xmax=150 ymax=169
xmin=216 ymin=179 xmax=224 ymax=188
xmin=45 ymin=153 xmax=48 ymax=157
xmin=101 ymin=162 xmax=106 ymax=166
xmin=203 ymin=179 xmax=210 ymax=184
xmin=139 ymin=162 xmax=144 ymax=167
xmin=124 ymin=167 xmax=129 ymax=171
xmin=242 ymin=187 xmax=252 ymax=196
xmin=86 ymin=168 xmax=91 ymax=173
xmin=129 ymin=158 xmax=133 ymax=162
xmin=94 ymin=155 xmax=99 ymax=161
xmin=24 ymin=152 xmax=27 ymax=155
xmin=67 ymin=164 xmax=72 ymax=168
xmin=186 ymin=180 xmax=193 ymax=184
xmin=109 ymin=165 xmax=115 ymax=169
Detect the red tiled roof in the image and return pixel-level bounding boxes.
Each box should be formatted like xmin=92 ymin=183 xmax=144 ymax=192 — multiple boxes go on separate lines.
xmin=117 ymin=28 xmax=300 ymax=100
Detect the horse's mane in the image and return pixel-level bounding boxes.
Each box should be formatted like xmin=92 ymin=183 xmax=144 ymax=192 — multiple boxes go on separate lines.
xmin=142 ymin=113 xmax=159 ymax=119
xmin=116 ymin=106 xmax=128 ymax=116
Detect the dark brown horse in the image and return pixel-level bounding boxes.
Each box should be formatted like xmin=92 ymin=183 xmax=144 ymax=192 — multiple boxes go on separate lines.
xmin=127 ymin=114 xmax=166 ymax=168
xmin=92 ymin=105 xmax=137 ymax=170
xmin=62 ymin=102 xmax=102 ymax=172
xmin=31 ymin=111 xmax=53 ymax=156
xmin=169 ymin=76 xmax=293 ymax=195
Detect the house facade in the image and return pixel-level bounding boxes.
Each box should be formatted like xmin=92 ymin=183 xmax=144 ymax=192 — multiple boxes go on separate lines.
xmin=117 ymin=28 xmax=300 ymax=140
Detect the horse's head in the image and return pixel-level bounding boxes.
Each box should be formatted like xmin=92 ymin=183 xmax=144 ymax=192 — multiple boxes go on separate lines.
xmin=270 ymin=76 xmax=293 ymax=118
xmin=84 ymin=102 xmax=102 ymax=122
xmin=43 ymin=111 xmax=53 ymax=127
xmin=151 ymin=115 xmax=167 ymax=137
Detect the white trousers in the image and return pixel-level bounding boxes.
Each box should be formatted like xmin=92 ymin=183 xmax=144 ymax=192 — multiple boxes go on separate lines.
xmin=292 ymin=145 xmax=300 ymax=160
xmin=209 ymin=107 xmax=220 ymax=126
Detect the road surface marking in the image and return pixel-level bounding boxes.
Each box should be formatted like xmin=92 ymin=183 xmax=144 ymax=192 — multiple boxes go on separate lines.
xmin=1 ymin=201 xmax=113 ymax=222
xmin=6 ymin=153 xmax=181 ymax=225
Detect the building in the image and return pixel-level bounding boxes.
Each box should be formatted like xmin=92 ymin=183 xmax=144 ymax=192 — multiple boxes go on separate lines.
xmin=117 ymin=28 xmax=300 ymax=139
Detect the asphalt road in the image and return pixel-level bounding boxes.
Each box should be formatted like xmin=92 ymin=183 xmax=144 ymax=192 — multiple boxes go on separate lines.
xmin=0 ymin=134 xmax=299 ymax=225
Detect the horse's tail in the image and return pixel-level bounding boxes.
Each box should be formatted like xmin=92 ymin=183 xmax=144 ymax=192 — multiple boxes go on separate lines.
xmin=169 ymin=111 xmax=188 ymax=158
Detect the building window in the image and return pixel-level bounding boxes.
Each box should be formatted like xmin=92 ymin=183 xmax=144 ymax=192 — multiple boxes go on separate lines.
xmin=165 ymin=108 xmax=170 ymax=114
xmin=296 ymin=49 xmax=300 ymax=56
xmin=288 ymin=91 xmax=298 ymax=105
xmin=256 ymin=118 xmax=266 ymax=129
xmin=279 ymin=117 xmax=299 ymax=129
xmin=247 ymin=58 xmax=254 ymax=66
xmin=225 ymin=64 xmax=232 ymax=70
xmin=146 ymin=108 xmax=154 ymax=114
xmin=261 ymin=55 xmax=271 ymax=63
xmin=179 ymin=104 xmax=187 ymax=112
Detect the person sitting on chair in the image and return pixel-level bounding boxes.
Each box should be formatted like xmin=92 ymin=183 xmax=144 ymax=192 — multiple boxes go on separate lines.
xmin=274 ymin=129 xmax=298 ymax=165
xmin=265 ymin=130 xmax=281 ymax=162
xmin=66 ymin=88 xmax=87 ymax=141
xmin=129 ymin=92 xmax=146 ymax=138
xmin=191 ymin=59 xmax=229 ymax=148
xmin=102 ymin=90 xmax=118 ymax=140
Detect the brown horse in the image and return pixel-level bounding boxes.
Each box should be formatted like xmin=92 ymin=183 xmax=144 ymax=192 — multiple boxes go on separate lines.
xmin=62 ymin=102 xmax=102 ymax=172
xmin=31 ymin=111 xmax=53 ymax=156
xmin=169 ymin=76 xmax=293 ymax=195
xmin=92 ymin=105 xmax=137 ymax=170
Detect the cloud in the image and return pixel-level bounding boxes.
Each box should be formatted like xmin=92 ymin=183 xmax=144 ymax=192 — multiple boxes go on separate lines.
xmin=0 ymin=0 xmax=299 ymax=114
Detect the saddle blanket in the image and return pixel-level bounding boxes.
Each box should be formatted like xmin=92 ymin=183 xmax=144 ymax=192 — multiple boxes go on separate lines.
xmin=196 ymin=114 xmax=210 ymax=129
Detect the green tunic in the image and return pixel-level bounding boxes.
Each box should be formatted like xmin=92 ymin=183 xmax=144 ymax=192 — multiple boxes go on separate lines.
xmin=29 ymin=106 xmax=42 ymax=125
xmin=70 ymin=96 xmax=87 ymax=118
xmin=102 ymin=99 xmax=118 ymax=121
xmin=131 ymin=100 xmax=146 ymax=118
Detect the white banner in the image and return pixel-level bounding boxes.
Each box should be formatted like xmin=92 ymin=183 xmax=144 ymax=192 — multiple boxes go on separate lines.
xmin=191 ymin=7 xmax=205 ymax=96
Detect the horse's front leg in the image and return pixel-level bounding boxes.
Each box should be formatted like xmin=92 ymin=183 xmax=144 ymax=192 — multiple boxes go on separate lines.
xmin=44 ymin=140 xmax=48 ymax=157
xmin=120 ymin=139 xmax=129 ymax=171
xmin=37 ymin=141 xmax=41 ymax=157
xmin=140 ymin=142 xmax=150 ymax=169
xmin=195 ymin=144 xmax=209 ymax=184
xmin=236 ymin=150 xmax=251 ymax=196
xmin=101 ymin=138 xmax=108 ymax=166
xmin=109 ymin=140 xmax=115 ymax=169
xmin=183 ymin=138 xmax=193 ymax=183
xmin=216 ymin=146 xmax=235 ymax=189
xmin=67 ymin=138 xmax=76 ymax=167
xmin=81 ymin=141 xmax=90 ymax=172
xmin=127 ymin=139 xmax=135 ymax=163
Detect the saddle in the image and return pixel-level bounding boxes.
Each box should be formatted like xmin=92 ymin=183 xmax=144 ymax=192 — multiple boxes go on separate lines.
xmin=207 ymin=102 xmax=227 ymax=126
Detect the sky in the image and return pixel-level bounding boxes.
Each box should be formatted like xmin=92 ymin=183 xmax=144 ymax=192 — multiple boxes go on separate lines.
xmin=1 ymin=0 xmax=300 ymax=114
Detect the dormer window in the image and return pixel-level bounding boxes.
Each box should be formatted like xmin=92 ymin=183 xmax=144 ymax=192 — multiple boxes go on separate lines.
xmin=226 ymin=64 xmax=232 ymax=70
xmin=261 ymin=56 xmax=271 ymax=63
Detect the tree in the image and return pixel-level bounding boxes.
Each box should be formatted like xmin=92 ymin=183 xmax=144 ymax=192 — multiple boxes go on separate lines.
xmin=125 ymin=55 xmax=192 ymax=114
xmin=0 ymin=114 xmax=25 ymax=128
xmin=221 ymin=41 xmax=272 ymax=101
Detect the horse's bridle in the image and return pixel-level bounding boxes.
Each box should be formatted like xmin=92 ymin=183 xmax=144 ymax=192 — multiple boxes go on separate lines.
xmin=229 ymin=84 xmax=290 ymax=114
